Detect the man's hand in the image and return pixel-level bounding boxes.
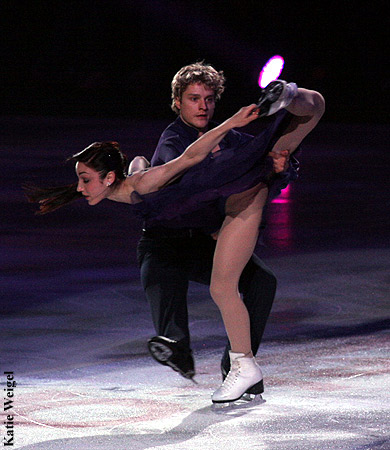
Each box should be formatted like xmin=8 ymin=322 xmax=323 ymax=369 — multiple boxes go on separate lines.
xmin=269 ymin=149 xmax=289 ymax=173
xmin=128 ymin=156 xmax=150 ymax=175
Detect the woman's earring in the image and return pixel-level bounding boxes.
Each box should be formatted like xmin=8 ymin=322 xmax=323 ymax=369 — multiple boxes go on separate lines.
xmin=106 ymin=182 xmax=111 ymax=186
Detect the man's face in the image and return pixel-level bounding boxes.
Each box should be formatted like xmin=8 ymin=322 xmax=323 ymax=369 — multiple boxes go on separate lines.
xmin=175 ymin=83 xmax=216 ymax=132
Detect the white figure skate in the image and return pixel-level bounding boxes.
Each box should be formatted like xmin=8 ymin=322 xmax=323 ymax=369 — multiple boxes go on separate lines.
xmin=212 ymin=351 xmax=263 ymax=405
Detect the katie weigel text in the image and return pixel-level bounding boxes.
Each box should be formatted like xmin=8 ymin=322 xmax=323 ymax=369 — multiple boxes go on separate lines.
xmin=3 ymin=372 xmax=15 ymax=447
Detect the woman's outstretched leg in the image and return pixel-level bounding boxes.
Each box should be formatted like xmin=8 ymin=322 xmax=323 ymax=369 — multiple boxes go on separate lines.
xmin=273 ymin=87 xmax=325 ymax=155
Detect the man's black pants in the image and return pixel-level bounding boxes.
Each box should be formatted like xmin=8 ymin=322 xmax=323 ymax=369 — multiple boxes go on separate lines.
xmin=137 ymin=229 xmax=276 ymax=374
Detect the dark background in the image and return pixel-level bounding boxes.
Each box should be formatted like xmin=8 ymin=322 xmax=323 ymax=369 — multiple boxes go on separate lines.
xmin=1 ymin=2 xmax=389 ymax=321
xmin=1 ymin=0 xmax=388 ymax=124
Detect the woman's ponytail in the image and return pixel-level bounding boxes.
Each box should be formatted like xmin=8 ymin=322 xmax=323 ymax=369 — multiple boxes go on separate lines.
xmin=23 ymin=183 xmax=82 ymax=215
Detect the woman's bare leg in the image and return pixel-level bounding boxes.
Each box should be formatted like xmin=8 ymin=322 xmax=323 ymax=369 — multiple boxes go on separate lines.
xmin=210 ymin=185 xmax=269 ymax=355
xmin=273 ymin=88 xmax=325 ymax=154
xmin=209 ymin=89 xmax=324 ymax=351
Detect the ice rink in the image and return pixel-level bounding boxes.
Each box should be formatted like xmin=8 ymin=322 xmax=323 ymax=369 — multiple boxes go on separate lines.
xmin=1 ymin=117 xmax=389 ymax=449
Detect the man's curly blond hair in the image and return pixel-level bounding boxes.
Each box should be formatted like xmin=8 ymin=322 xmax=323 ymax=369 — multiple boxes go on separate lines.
xmin=171 ymin=62 xmax=226 ymax=114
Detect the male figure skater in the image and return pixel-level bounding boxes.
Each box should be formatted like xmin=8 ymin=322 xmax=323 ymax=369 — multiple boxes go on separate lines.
xmin=137 ymin=62 xmax=300 ymax=390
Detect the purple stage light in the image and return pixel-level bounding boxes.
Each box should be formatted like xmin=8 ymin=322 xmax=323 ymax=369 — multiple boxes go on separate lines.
xmin=258 ymin=55 xmax=284 ymax=88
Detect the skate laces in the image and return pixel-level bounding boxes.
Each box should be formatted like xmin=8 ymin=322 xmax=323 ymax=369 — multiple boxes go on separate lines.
xmin=220 ymin=361 xmax=241 ymax=391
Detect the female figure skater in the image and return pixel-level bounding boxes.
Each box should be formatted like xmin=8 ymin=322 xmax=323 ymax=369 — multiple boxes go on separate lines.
xmin=25 ymin=80 xmax=325 ymax=404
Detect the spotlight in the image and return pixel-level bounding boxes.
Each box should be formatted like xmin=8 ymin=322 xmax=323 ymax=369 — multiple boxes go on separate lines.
xmin=258 ymin=55 xmax=284 ymax=88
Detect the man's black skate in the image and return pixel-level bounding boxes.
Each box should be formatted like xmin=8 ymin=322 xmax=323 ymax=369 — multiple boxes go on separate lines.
xmin=147 ymin=336 xmax=195 ymax=381
xmin=256 ymin=80 xmax=297 ymax=117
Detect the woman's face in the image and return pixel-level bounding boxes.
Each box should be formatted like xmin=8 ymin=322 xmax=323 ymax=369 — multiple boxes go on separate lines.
xmin=75 ymin=162 xmax=109 ymax=205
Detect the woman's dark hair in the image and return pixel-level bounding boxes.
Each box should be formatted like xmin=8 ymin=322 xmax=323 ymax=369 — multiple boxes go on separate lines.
xmin=24 ymin=141 xmax=128 ymax=214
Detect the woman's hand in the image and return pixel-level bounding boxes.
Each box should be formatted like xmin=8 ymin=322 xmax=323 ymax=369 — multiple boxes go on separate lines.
xmin=226 ymin=104 xmax=260 ymax=129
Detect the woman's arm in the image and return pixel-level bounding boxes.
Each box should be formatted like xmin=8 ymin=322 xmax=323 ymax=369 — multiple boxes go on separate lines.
xmin=134 ymin=105 xmax=260 ymax=195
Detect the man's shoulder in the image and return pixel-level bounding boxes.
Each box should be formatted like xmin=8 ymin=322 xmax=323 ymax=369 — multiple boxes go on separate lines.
xmin=152 ymin=117 xmax=195 ymax=164
xmin=156 ymin=117 xmax=199 ymax=151
xmin=159 ymin=116 xmax=197 ymax=140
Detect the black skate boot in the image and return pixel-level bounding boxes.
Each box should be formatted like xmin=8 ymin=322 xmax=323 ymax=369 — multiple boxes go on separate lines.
xmin=256 ymin=80 xmax=298 ymax=117
xmin=147 ymin=336 xmax=195 ymax=381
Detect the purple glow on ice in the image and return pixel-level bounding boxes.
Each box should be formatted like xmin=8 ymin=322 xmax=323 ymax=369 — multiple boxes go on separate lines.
xmin=258 ymin=55 xmax=284 ymax=88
